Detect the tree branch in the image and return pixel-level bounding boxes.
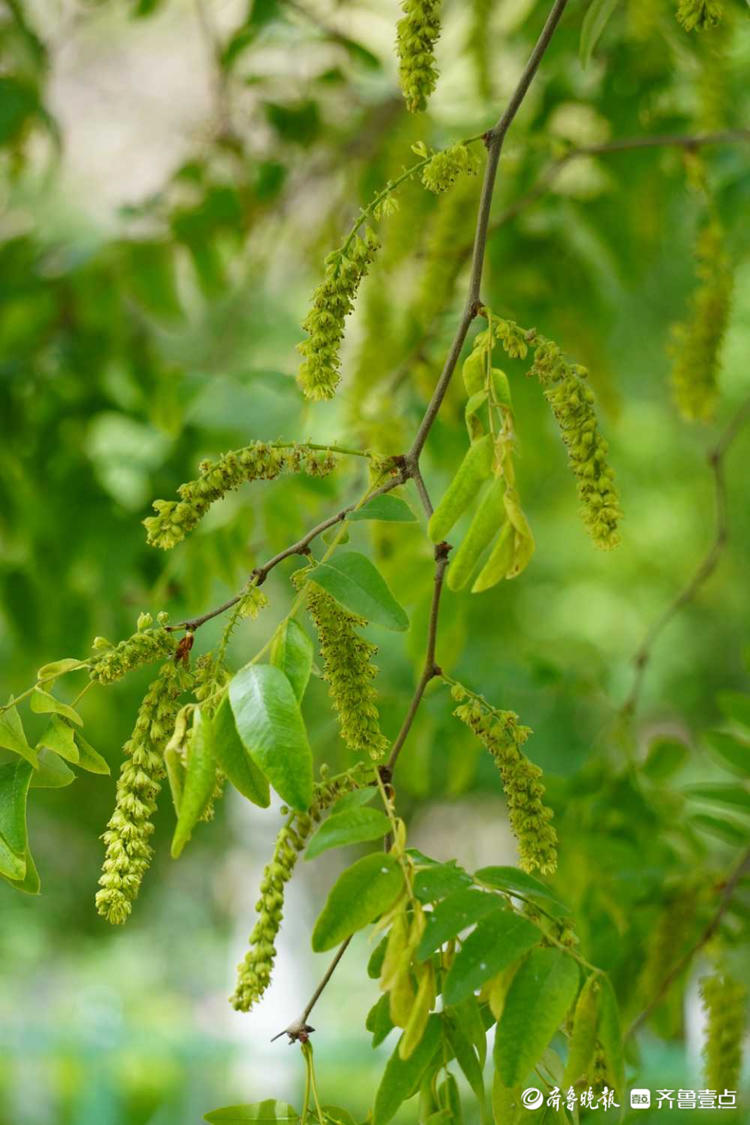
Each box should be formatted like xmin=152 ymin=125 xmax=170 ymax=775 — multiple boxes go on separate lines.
xmin=627 ymin=845 xmax=750 ymax=1038
xmin=622 ymin=396 xmax=750 ymax=715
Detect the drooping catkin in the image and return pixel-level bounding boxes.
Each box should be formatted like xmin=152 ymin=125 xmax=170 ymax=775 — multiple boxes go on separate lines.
xmin=420 ymin=144 xmax=480 ymax=195
xmin=297 ymin=230 xmax=381 ymax=401
xmin=700 ymin=972 xmax=747 ymax=1090
xmin=96 ymin=663 xmax=182 ymax=924
xmin=144 ymin=443 xmax=337 ymax=549
xmin=669 ymin=220 xmax=732 ymax=422
xmin=451 ymin=684 xmax=557 ymax=874
xmin=397 ymin=0 xmax=442 ymax=113
xmin=231 ymin=776 xmax=357 ymax=1011
xmin=89 ymin=612 xmax=175 ymax=684
xmin=676 ymin=0 xmax=723 ymax=31
xmin=529 ymin=338 xmax=622 ymax=549
xmin=307 ymin=585 xmax=389 ymax=761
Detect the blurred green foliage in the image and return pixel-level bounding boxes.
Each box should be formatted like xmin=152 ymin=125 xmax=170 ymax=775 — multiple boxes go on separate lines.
xmin=0 ymin=0 xmax=749 ymax=1122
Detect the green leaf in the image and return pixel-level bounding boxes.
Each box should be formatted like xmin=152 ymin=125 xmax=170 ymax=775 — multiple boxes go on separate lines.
xmin=366 ymin=993 xmax=394 ymax=1047
xmin=311 ymin=852 xmax=402 ymax=951
xmin=717 ymin=692 xmax=750 ymax=730
xmin=204 ymin=1102 xmax=299 ymax=1123
xmin=642 ymin=736 xmax=689 ymax=781
xmin=704 ymin=730 xmax=750 ymax=777
xmin=417 ymin=888 xmax=506 ymax=959
xmin=30 ymin=687 xmax=83 ymax=726
xmin=229 ymin=664 xmax=313 ymax=811
xmin=4 ymin=845 xmax=40 ymax=894
xmin=322 ymin=1107 xmax=358 ymax=1125
xmin=270 ymin=619 xmax=314 ymax=703
xmin=305 ymin=806 xmax=391 ymax=860
xmin=474 ymin=866 xmax=570 ymax=917
xmin=308 ymin=551 xmax=409 ymax=632
xmin=684 ymin=783 xmax=750 ymax=813
xmin=30 ymin=748 xmax=75 ymax=788
xmin=443 ymin=908 xmax=541 ymax=1005
xmin=171 ymin=710 xmax=218 ymax=858
xmin=37 ymin=716 xmax=79 ymax=763
xmin=330 ymin=786 xmax=377 ymax=814
xmin=596 ymin=975 xmax=624 ymax=1095
xmin=579 ymin=0 xmax=620 ymax=69
xmin=373 ymin=1014 xmax=442 ymax=1125
xmin=690 ymin=813 xmax=748 ymax=845
xmin=413 ymin=860 xmax=473 ymax=902
xmin=213 ymin=694 xmax=270 ymax=808
xmin=75 ymin=734 xmax=110 ymax=775
xmin=367 ymin=934 xmax=387 ymax=979
xmin=0 ymin=759 xmax=33 ymax=875
xmin=443 ymin=1012 xmax=487 ymax=1121
xmin=348 ymin=495 xmax=416 ymax=523
xmin=37 ymin=658 xmax=85 ymax=682
xmin=562 ymin=975 xmax=599 ymax=1086
xmin=0 ymin=704 xmax=37 ymax=767
xmin=495 ymin=948 xmax=580 ymax=1086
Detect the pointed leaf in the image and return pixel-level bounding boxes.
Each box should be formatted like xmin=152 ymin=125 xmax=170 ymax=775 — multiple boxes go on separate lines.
xmin=30 ymin=748 xmax=75 ymax=789
xmin=474 ymin=866 xmax=570 ymax=917
xmin=37 ymin=716 xmax=79 ymax=763
xmin=642 ymin=737 xmax=689 ymax=781
xmin=30 ymin=688 xmax=83 ymax=726
xmin=213 ymin=694 xmax=270 ymax=808
xmin=685 ymin=783 xmax=750 ymax=812
xmin=373 ymin=1014 xmax=442 ymax=1125
xmin=204 ymin=1103 xmax=299 ymax=1123
xmin=305 ymin=806 xmax=390 ymax=860
xmin=309 ymin=551 xmax=409 ymax=631
xmin=229 ymin=664 xmax=312 ymax=811
xmin=580 ymin=0 xmax=619 ymax=69
xmin=495 ymin=948 xmax=580 ymax=1086
xmin=443 ymin=908 xmax=540 ymax=1005
xmin=348 ymin=495 xmax=416 ymax=523
xmin=417 ymin=888 xmax=506 ymax=960
xmin=4 ymin=845 xmax=40 ymax=894
xmin=443 ymin=1011 xmax=487 ymax=1119
xmin=0 ymin=759 xmax=33 ymax=863
xmin=37 ymin=658 xmax=85 ymax=682
xmin=330 ymin=786 xmax=377 ymax=814
xmin=172 ymin=710 xmax=217 ymax=858
xmin=75 ymin=734 xmax=110 ymax=775
xmin=413 ymin=860 xmax=472 ymax=903
xmin=0 ymin=704 xmax=37 ymax=767
xmin=270 ymin=619 xmax=314 ymax=702
xmin=596 ymin=974 xmax=624 ymax=1096
xmin=311 ymin=852 xmax=402 ymax=951
xmin=366 ymin=992 xmax=394 ymax=1047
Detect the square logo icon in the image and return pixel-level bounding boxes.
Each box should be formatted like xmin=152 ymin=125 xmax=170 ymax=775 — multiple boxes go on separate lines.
xmin=630 ymin=1090 xmax=651 ymax=1109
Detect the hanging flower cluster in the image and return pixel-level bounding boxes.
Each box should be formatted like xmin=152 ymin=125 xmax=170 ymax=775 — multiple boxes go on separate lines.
xmin=669 ymin=220 xmax=732 ymax=422
xmin=89 ymin=612 xmax=174 ymax=684
xmin=144 ymin=443 xmax=338 ymax=549
xmin=700 ymin=972 xmax=747 ymax=1090
xmin=297 ymin=230 xmax=381 ymax=402
xmin=451 ymin=683 xmax=557 ymax=874
xmin=95 ymin=663 xmax=182 ymax=924
xmin=420 ymin=143 xmax=480 ymax=195
xmin=231 ymin=775 xmax=357 ymax=1012
xmin=396 ymin=0 xmax=442 ymax=113
xmin=676 ymin=0 xmax=723 ymax=31
xmin=307 ymin=584 xmax=390 ymax=761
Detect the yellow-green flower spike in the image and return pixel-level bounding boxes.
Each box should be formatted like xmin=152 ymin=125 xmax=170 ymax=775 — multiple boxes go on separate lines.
xmin=700 ymin=972 xmax=747 ymax=1090
xmin=397 ymin=0 xmax=442 ymax=113
xmin=95 ymin=663 xmax=182 ymax=924
xmin=89 ymin=618 xmax=176 ymax=684
xmin=421 ymin=144 xmax=479 ymax=195
xmin=307 ymin=585 xmax=389 ymax=761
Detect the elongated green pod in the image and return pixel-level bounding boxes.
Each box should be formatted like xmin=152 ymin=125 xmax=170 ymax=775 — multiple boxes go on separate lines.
xmin=563 ymin=975 xmax=599 ymax=1086
xmin=400 ymin=959 xmax=436 ymax=1059
xmin=171 ymin=710 xmax=217 ymax=858
xmin=472 ymin=522 xmax=513 ymax=592
xmin=428 ymin=435 xmax=493 ymax=543
xmin=447 ymin=477 xmax=505 ymax=592
xmin=462 ymin=350 xmax=486 ymax=396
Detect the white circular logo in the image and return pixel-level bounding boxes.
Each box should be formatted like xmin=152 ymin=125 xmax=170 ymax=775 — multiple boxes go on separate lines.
xmin=522 ymin=1088 xmax=544 ymax=1110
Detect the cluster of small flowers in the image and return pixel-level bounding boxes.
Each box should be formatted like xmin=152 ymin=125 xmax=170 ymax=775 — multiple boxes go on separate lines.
xmin=451 ymin=683 xmax=557 ymax=874
xmin=396 ymin=0 xmax=442 ymax=113
xmin=89 ymin=612 xmax=174 ymax=684
xmin=700 ymin=972 xmax=747 ymax=1091
xmin=421 ymin=144 xmax=479 ymax=195
xmin=231 ymin=775 xmax=356 ymax=1011
xmin=144 ymin=443 xmax=338 ymax=549
xmin=676 ymin=0 xmax=723 ymax=31
xmin=529 ymin=339 xmax=621 ymax=550
xmin=307 ymin=584 xmax=390 ymax=761
xmin=670 ymin=221 xmax=731 ymax=422
xmin=297 ymin=231 xmax=381 ymax=401
xmin=95 ymin=663 xmax=182 ymax=924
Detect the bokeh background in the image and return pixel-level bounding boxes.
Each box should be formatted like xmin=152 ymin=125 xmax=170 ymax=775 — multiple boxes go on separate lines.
xmin=1 ymin=0 xmax=749 ymax=1122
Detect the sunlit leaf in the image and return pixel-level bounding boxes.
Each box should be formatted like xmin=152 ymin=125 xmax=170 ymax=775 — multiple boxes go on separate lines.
xmin=308 ymin=552 xmax=409 ymax=631
xmin=311 ymin=852 xmax=402 ymax=951
xmin=305 ymin=806 xmax=391 ymax=860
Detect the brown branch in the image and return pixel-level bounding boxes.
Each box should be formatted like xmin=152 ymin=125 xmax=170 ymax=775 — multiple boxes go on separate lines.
xmin=622 ymin=397 xmax=750 ymax=715
xmin=627 ymin=845 xmax=750 ymax=1038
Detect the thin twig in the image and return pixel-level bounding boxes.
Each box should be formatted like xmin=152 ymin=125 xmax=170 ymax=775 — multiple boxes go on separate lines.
xmin=627 ymin=845 xmax=750 ymax=1038
xmin=622 ymin=397 xmax=750 ymax=715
